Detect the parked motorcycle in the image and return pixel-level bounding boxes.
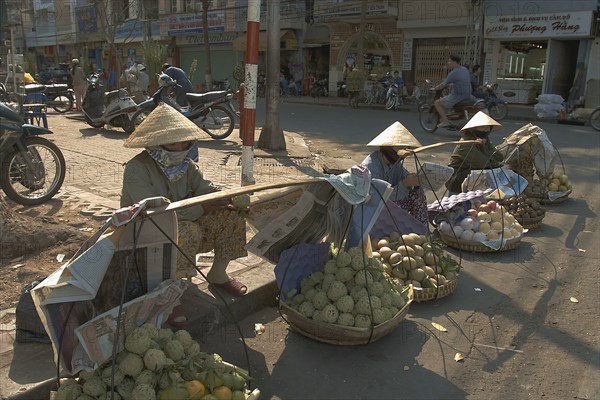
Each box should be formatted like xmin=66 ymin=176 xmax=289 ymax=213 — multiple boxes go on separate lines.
xmin=0 ymin=102 xmax=66 ymax=205
xmin=24 ymin=83 xmax=74 ymax=113
xmin=129 ymin=74 xmax=237 ymax=140
xmin=310 ymin=79 xmax=328 ymax=97
xmin=590 ymin=106 xmax=600 ymax=131
xmin=82 ymin=73 xmax=137 ymax=134
xmin=418 ymin=79 xmax=486 ymax=133
xmin=479 ymin=82 xmax=508 ymax=120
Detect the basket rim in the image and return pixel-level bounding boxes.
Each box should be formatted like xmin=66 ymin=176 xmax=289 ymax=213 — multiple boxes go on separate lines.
xmin=438 ymin=232 xmax=522 ymax=252
xmin=413 ymin=278 xmax=457 ymax=301
xmin=279 ymin=286 xmax=414 ymax=344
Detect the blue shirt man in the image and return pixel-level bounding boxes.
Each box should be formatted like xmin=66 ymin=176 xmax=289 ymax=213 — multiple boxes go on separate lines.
xmin=161 ymin=63 xmax=194 ymax=106
xmin=434 ymin=54 xmax=473 ymax=128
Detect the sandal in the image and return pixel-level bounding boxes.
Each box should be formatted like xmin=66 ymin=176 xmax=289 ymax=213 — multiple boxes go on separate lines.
xmin=213 ymin=278 xmax=248 ymax=297
xmin=166 ymin=304 xmax=187 ymax=327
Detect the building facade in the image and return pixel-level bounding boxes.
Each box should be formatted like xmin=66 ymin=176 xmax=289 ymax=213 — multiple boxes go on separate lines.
xmin=5 ymin=0 xmax=598 ymax=104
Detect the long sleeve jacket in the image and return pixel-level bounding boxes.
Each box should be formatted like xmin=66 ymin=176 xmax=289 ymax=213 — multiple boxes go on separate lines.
xmin=120 ymin=151 xmax=218 ymax=222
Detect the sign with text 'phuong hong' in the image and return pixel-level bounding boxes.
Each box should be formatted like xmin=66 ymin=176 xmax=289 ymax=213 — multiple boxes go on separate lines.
xmin=484 ymin=11 xmax=594 ymax=40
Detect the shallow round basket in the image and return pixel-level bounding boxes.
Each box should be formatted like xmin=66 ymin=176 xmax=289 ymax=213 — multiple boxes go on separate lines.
xmin=413 ymin=279 xmax=457 ymax=302
xmin=438 ymin=232 xmax=522 ymax=252
xmin=540 ymin=192 xmax=571 ymax=205
xmin=516 ymin=213 xmax=545 ymax=229
xmin=279 ymin=286 xmax=414 ymax=346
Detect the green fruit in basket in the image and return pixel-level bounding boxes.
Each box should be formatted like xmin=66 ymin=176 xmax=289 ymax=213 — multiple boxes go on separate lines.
xmin=409 ymin=268 xmax=426 ymax=282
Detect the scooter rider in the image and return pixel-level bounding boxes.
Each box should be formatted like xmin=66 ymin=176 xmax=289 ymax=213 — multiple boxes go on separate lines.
xmin=433 ymin=54 xmax=472 ymax=128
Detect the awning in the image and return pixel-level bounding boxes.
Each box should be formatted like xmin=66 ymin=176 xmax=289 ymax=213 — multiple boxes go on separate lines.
xmin=302 ymin=26 xmax=330 ymax=48
xmin=232 ymin=29 xmax=296 ymax=51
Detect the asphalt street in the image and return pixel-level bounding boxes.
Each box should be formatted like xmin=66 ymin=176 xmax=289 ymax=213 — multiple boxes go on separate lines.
xmin=6 ymin=101 xmax=600 ymax=400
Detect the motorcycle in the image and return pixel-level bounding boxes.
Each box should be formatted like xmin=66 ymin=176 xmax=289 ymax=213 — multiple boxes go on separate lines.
xmin=385 ymin=82 xmax=403 ymax=110
xmin=418 ymin=79 xmax=486 ymax=133
xmin=310 ymin=79 xmax=328 ymax=97
xmin=590 ymin=106 xmax=600 ymax=131
xmin=24 ymin=83 xmax=74 ymax=113
xmin=129 ymin=74 xmax=237 ymax=140
xmin=82 ymin=72 xmax=137 ymax=134
xmin=478 ymin=82 xmax=508 ymax=120
xmin=0 ymin=102 xmax=66 ymax=205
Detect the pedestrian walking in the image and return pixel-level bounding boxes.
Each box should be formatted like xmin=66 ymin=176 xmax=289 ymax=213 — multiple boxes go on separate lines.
xmin=70 ymin=59 xmax=86 ymax=111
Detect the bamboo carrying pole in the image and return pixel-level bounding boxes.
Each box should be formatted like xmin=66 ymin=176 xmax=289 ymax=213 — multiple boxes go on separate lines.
xmin=403 ymin=140 xmax=481 ymax=155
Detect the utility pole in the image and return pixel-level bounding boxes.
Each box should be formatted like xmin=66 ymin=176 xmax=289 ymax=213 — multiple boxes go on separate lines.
xmin=10 ymin=27 xmax=17 ymax=92
xmin=202 ymin=0 xmax=212 ymax=90
xmin=240 ymin=0 xmax=261 ymax=186
xmin=357 ymin=0 xmax=366 ymax=69
xmin=257 ymin=0 xmax=286 ymax=151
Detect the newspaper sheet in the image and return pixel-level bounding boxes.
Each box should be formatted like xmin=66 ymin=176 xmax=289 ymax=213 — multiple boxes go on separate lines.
xmin=74 ymin=279 xmax=185 ymax=369
xmin=31 ymin=211 xmax=178 ymax=374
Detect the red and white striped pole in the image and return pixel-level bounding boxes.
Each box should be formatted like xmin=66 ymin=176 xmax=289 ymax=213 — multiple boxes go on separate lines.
xmin=241 ymin=0 xmax=261 ymax=186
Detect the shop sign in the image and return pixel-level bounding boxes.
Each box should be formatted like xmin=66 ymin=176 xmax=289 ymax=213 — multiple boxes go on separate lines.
xmin=162 ymin=11 xmax=225 ymax=36
xmin=76 ymin=5 xmax=97 ymax=34
xmin=484 ymin=11 xmax=594 ymax=39
xmin=176 ymin=32 xmax=238 ymax=46
xmin=314 ymin=3 xmax=387 ymax=21
xmin=115 ymin=20 xmax=145 ymax=42
xmin=402 ymin=39 xmax=413 ymax=71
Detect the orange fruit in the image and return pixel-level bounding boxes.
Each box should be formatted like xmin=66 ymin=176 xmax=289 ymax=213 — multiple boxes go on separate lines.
xmin=212 ymin=386 xmax=233 ymax=400
xmin=186 ymin=380 xmax=207 ymax=400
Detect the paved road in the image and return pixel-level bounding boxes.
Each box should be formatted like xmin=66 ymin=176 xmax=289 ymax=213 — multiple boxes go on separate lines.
xmin=27 ymin=103 xmax=600 ymax=400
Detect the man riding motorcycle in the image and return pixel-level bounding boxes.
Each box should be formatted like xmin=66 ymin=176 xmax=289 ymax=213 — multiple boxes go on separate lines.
xmin=433 ymin=54 xmax=472 ymax=128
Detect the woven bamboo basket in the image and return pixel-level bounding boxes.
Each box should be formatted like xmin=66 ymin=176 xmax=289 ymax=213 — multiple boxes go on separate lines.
xmin=515 ymin=213 xmax=545 ymax=229
xmin=280 ymin=286 xmax=414 ymax=345
xmin=413 ymin=278 xmax=457 ymax=302
xmin=529 ymin=190 xmax=571 ymax=205
xmin=439 ymin=232 xmax=522 ymax=252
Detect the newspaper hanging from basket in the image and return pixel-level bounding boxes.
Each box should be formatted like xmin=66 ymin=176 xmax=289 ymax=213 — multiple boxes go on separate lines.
xmin=497 ymin=123 xmax=572 ymax=202
xmin=461 ymin=166 xmax=528 ymax=199
xmin=31 ymin=200 xmax=182 ymax=374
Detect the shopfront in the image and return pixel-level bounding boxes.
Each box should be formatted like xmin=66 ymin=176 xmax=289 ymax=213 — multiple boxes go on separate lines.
xmin=177 ymin=32 xmax=239 ymax=90
xmin=483 ymin=11 xmax=596 ymax=104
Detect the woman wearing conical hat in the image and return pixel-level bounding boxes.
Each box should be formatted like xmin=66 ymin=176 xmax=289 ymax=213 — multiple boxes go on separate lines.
xmin=445 ymin=111 xmax=505 ymax=194
xmin=361 ymin=121 xmax=428 ymax=226
xmin=120 ymin=104 xmax=249 ymax=324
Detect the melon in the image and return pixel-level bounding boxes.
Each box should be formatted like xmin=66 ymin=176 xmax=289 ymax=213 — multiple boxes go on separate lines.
xmin=490 ymin=221 xmax=503 ymax=232
xmin=478 ymin=222 xmax=491 ymax=234
xmin=460 ymin=229 xmax=475 ymax=241
xmin=487 ymin=231 xmax=499 ymax=240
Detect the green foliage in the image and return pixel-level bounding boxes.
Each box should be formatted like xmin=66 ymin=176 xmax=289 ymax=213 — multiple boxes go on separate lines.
xmin=142 ymin=39 xmax=167 ymax=83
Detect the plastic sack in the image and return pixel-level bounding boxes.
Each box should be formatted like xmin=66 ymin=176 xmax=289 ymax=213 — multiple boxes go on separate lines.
xmin=16 ymin=281 xmax=51 ymax=343
xmin=274 ymin=242 xmax=330 ymax=300
xmin=462 ymin=167 xmax=528 ymax=198
xmin=537 ymin=94 xmax=564 ymax=104
xmin=534 ymin=103 xmax=563 ymax=118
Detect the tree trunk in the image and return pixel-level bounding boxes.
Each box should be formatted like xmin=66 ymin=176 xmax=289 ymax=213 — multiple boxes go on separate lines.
xmin=258 ymin=0 xmax=286 ymax=150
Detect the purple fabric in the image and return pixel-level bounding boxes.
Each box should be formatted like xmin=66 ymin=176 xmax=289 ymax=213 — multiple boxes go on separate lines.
xmin=370 ymin=200 xmax=429 ymax=240
xmin=274 ymin=242 xmax=330 ymax=300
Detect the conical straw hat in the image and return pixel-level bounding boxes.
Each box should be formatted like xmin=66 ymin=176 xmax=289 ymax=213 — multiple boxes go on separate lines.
xmin=460 ymin=111 xmax=503 ymax=133
xmin=366 ymin=121 xmax=422 ymax=148
xmin=124 ymin=103 xmax=209 ymax=148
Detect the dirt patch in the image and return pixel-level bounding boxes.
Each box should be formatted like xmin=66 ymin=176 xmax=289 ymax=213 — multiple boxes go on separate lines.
xmin=0 ymin=198 xmax=107 ymax=310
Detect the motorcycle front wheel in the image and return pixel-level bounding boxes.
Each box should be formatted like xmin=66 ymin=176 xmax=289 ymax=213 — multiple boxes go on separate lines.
xmin=201 ymin=105 xmax=235 ymax=140
xmin=589 ymin=108 xmax=600 ymax=131
xmin=488 ymin=102 xmax=508 ymax=120
xmin=51 ymin=95 xmax=74 ymax=113
xmin=128 ymin=109 xmax=152 ymax=133
xmin=419 ymin=107 xmax=439 ymax=133
xmin=385 ymin=96 xmax=397 ymax=111
xmin=0 ymin=136 xmax=66 ymax=206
